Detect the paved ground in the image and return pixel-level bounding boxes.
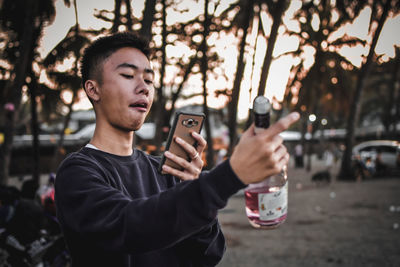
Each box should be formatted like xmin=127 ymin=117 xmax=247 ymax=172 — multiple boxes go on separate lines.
xmin=217 ymin=159 xmax=400 ymax=267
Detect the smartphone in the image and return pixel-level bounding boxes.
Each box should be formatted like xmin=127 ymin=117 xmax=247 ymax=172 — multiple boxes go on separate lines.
xmin=158 ymin=111 xmax=205 ymax=173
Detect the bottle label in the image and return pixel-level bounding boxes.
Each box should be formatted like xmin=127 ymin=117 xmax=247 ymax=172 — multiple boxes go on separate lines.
xmin=258 ymin=182 xmax=288 ymax=221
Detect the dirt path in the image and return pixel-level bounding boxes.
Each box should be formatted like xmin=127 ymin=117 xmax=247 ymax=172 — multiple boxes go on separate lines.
xmin=217 ymin=164 xmax=400 ymax=267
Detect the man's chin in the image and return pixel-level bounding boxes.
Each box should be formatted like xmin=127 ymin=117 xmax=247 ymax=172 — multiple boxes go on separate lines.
xmin=130 ymin=121 xmax=145 ymax=131
xmin=111 ymin=120 xmax=144 ymax=133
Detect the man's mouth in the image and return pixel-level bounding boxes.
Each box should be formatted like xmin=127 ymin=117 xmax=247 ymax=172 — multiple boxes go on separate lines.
xmin=129 ymin=101 xmax=148 ymax=112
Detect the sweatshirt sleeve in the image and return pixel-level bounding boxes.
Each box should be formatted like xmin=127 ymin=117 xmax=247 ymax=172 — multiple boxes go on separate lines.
xmin=55 ymin=155 xmax=246 ymax=255
xmin=176 ymin=218 xmax=226 ymax=267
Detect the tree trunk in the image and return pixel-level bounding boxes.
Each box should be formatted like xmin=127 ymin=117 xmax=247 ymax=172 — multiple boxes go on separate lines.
xmin=339 ymin=0 xmax=391 ymax=180
xmin=227 ymin=0 xmax=254 ymax=155
xmin=73 ymin=0 xmax=79 ymax=26
xmin=384 ymin=47 xmax=400 ymax=137
xmin=125 ymin=0 xmax=133 ymax=30
xmin=395 ymin=88 xmax=400 ymax=137
xmin=244 ymin=14 xmax=262 ymax=130
xmin=140 ymin=0 xmax=157 ymax=41
xmin=0 ymin=0 xmax=37 ymax=185
xmin=112 ymin=0 xmax=122 ymax=33
xmin=154 ymin=0 xmax=167 ymax=154
xmin=29 ymin=73 xmax=40 ymax=183
xmin=395 ymin=53 xmax=400 ymax=136
xmin=257 ymin=0 xmax=287 ymax=96
xmin=201 ymin=0 xmax=215 ymax=169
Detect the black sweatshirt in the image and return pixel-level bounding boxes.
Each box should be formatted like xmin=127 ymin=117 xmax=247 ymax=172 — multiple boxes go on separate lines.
xmin=55 ymin=147 xmax=245 ymax=267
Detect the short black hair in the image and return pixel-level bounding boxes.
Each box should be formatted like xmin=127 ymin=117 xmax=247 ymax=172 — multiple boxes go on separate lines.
xmin=80 ymin=32 xmax=151 ymax=86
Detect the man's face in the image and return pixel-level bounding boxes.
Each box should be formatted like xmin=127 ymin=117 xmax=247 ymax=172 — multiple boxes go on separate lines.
xmin=94 ymin=47 xmax=155 ymax=131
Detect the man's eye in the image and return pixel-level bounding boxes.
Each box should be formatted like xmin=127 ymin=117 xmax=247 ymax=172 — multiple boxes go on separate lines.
xmin=121 ymin=74 xmax=134 ymax=79
xmin=145 ymin=79 xmax=153 ymax=85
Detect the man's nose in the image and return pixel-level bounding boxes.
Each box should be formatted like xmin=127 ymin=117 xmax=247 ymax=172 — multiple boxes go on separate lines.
xmin=135 ymin=76 xmax=150 ymax=96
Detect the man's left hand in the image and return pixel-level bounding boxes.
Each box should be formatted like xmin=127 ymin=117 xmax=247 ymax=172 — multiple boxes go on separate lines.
xmin=161 ymin=132 xmax=206 ymax=180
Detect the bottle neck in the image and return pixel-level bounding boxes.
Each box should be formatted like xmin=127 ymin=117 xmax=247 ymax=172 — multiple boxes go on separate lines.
xmin=254 ymin=112 xmax=270 ymax=130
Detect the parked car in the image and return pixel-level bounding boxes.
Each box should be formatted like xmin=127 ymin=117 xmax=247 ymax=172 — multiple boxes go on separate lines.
xmin=352 ymin=140 xmax=400 ymax=179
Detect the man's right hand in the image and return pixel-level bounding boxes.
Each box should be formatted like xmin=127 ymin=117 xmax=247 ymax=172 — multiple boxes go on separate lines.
xmin=230 ymin=112 xmax=300 ymax=185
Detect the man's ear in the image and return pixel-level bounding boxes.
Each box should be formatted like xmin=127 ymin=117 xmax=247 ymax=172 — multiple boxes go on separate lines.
xmin=84 ymin=80 xmax=100 ymax=102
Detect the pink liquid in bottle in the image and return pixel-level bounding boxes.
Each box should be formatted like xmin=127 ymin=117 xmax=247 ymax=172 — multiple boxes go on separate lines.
xmin=244 ymin=170 xmax=288 ymax=229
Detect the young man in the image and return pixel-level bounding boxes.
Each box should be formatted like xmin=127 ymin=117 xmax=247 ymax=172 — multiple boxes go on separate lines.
xmin=55 ymin=32 xmax=299 ymax=267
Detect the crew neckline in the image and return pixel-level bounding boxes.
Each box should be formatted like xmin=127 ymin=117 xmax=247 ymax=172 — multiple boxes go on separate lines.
xmin=85 ymin=143 xmax=99 ymax=150
xmin=82 ymin=144 xmax=138 ymax=162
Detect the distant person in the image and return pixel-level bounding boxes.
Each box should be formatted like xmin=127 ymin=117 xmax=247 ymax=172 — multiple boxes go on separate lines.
xmin=54 ymin=32 xmax=300 ymax=267
xmin=294 ymin=143 xmax=304 ymax=168
xmin=365 ymin=157 xmax=375 ymax=174
xmin=324 ymin=148 xmax=334 ymax=172
xmin=352 ymin=155 xmax=374 ymax=181
xmin=20 ymin=179 xmax=39 ymax=200
xmin=375 ymin=149 xmax=387 ymax=175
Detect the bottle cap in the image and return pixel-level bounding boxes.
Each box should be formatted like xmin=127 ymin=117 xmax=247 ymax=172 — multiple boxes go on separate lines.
xmin=253 ymin=96 xmax=271 ymax=115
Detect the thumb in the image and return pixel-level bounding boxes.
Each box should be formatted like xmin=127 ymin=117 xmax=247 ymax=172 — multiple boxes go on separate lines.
xmin=241 ymin=124 xmax=256 ymax=138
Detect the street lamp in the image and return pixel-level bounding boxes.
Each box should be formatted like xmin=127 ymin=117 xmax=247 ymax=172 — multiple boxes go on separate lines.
xmin=309 ymin=114 xmax=316 ymax=122
xmin=306 ymin=114 xmax=316 ymax=140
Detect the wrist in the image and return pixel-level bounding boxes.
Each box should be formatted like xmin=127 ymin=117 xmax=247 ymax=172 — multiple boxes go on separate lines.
xmin=229 ymin=157 xmax=249 ymax=185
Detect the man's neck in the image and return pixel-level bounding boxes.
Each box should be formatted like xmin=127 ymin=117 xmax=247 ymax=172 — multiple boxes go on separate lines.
xmin=90 ymin=123 xmax=134 ymax=156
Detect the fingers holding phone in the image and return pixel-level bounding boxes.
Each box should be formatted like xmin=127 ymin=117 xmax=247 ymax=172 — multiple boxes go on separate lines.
xmin=177 ymin=131 xmax=206 ymax=164
xmin=159 ymin=112 xmax=206 ymax=181
xmin=162 ymin=132 xmax=206 ymax=180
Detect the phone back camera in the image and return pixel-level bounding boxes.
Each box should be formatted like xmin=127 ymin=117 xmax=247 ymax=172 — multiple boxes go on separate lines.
xmin=182 ymin=118 xmax=199 ymax=128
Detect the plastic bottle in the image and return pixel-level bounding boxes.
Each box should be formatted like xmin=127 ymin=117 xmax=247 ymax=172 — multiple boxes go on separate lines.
xmin=244 ymin=96 xmax=288 ymax=229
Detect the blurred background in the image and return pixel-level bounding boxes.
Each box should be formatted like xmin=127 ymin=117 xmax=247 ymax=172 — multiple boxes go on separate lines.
xmin=0 ymin=0 xmax=399 ymax=266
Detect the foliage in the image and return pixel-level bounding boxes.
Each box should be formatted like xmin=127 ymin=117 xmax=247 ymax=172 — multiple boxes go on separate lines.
xmin=1 ymin=0 xmax=399 ymax=180
xmin=283 ymin=0 xmax=368 ymax=129
xmin=0 ymin=0 xmax=57 ymax=184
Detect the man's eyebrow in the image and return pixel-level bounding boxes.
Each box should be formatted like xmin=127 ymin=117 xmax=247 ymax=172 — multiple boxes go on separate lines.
xmin=116 ymin=63 xmax=154 ymax=75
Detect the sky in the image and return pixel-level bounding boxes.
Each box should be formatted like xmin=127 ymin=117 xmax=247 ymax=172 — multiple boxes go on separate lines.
xmin=39 ymin=0 xmax=400 ymax=121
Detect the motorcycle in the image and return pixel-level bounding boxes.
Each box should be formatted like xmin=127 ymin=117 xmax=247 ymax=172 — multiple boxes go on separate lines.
xmin=0 ymin=174 xmax=70 ymax=266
